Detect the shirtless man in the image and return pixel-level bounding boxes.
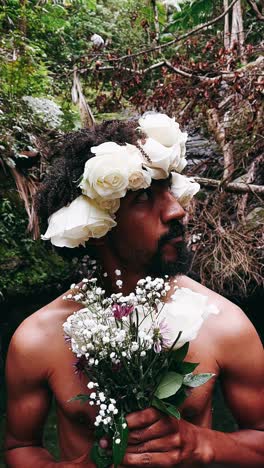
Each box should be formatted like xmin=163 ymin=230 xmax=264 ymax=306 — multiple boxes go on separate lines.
xmin=4 ymin=115 xmax=264 ymax=467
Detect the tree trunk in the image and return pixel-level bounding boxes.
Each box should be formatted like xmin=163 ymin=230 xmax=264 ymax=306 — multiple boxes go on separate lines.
xmin=230 ymin=0 xmax=246 ymax=63
xmin=150 ymin=0 xmax=160 ymax=45
xmin=18 ymin=0 xmax=27 ymax=54
xmin=207 ymin=108 xmax=234 ymax=181
xmin=224 ymin=0 xmax=230 ymax=49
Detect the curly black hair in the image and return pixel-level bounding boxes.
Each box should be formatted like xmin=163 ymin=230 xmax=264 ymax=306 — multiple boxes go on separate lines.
xmin=35 ymin=119 xmax=140 ymax=231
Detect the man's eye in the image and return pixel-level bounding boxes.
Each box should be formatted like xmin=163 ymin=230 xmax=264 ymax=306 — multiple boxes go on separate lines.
xmin=135 ymin=191 xmax=150 ymax=202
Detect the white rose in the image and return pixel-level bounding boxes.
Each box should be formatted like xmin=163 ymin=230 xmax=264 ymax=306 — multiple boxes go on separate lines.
xmin=170 ymin=172 xmax=200 ymax=207
xmin=95 ymin=197 xmax=120 ymax=213
xmin=136 ymin=288 xmax=219 ymax=350
xmin=139 ymin=138 xmax=179 ymax=179
xmin=80 ymin=142 xmax=146 ymax=200
xmin=41 ymin=195 xmax=116 ymax=248
xmin=159 ymin=288 xmax=219 ymax=349
xmin=128 ymin=169 xmax=151 ymax=191
xmin=139 ymin=112 xmax=188 ymax=148
xmin=139 ymin=137 xmax=188 ymax=179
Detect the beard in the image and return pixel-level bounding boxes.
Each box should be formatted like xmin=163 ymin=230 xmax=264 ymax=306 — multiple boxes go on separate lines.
xmin=148 ymin=221 xmax=191 ymax=278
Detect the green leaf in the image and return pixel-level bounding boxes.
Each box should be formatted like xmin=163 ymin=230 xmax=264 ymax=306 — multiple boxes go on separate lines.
xmin=162 ymin=402 xmax=181 ymax=420
xmin=112 ymin=414 xmax=129 ymax=467
xmin=152 ymin=396 xmax=181 ymax=420
xmin=176 ymin=361 xmax=199 ymax=374
xmin=170 ymin=342 xmax=189 ymax=362
xmin=86 ymin=0 xmax=97 ymax=12
xmin=152 ymin=395 xmax=170 ymax=413
xmin=68 ymin=394 xmax=89 ymax=403
xmin=183 ymin=373 xmax=215 ymax=388
xmin=165 ymin=387 xmax=188 ymax=408
xmin=155 ymin=372 xmax=183 ymax=399
xmin=90 ymin=441 xmax=112 ymax=468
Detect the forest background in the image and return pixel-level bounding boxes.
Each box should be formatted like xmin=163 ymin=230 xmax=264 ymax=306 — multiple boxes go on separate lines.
xmin=0 ymin=0 xmax=263 ymax=462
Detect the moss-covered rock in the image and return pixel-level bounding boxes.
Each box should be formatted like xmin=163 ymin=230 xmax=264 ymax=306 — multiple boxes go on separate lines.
xmin=0 ymin=195 xmax=75 ymax=301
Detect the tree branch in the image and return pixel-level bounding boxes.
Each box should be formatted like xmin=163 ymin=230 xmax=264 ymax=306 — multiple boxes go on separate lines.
xmin=105 ymin=0 xmax=239 ymax=63
xmin=194 ymin=176 xmax=264 ymax=195
xmin=92 ymin=60 xmax=221 ymax=81
xmin=246 ymin=0 xmax=264 ymax=21
xmin=86 ymin=56 xmax=263 ymax=84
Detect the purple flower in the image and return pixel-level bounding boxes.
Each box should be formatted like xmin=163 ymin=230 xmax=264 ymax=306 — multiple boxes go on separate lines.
xmin=153 ymin=317 xmax=172 ymax=353
xmin=112 ymin=304 xmax=134 ymax=320
xmin=153 ymin=341 xmax=162 ymax=353
xmin=74 ymin=355 xmax=88 ymax=375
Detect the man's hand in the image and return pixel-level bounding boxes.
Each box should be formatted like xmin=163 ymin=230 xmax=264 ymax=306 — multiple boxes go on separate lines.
xmin=119 ymin=407 xmax=214 ymax=467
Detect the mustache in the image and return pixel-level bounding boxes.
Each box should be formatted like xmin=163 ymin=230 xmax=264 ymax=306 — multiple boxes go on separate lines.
xmin=158 ymin=221 xmax=185 ymax=248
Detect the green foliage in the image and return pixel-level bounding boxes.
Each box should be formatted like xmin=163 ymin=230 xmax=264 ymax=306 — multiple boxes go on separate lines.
xmin=112 ymin=414 xmax=129 ymax=467
xmin=154 ymin=371 xmax=183 ymax=399
xmin=162 ymin=0 xmax=216 ymax=34
xmin=0 ymin=197 xmax=74 ymax=300
xmin=183 ymin=372 xmax=215 ymax=387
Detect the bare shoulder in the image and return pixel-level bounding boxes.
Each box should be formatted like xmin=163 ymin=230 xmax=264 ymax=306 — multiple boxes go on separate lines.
xmin=7 ymin=293 xmax=80 ymax=379
xmin=177 ymin=275 xmax=263 ymax=369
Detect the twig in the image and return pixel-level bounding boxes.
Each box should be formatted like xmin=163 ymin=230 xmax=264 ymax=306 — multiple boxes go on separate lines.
xmin=246 ymin=0 xmax=264 ymax=21
xmin=86 ymin=56 xmax=263 ymax=84
xmin=105 ymin=0 xmax=239 ymax=63
xmin=194 ymin=176 xmax=264 ymax=195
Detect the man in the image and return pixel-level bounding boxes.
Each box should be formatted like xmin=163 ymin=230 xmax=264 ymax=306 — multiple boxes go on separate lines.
xmin=4 ymin=115 xmax=264 ymax=467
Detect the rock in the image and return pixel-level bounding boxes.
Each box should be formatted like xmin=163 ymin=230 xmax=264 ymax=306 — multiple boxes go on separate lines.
xmin=245 ymin=207 xmax=264 ymax=230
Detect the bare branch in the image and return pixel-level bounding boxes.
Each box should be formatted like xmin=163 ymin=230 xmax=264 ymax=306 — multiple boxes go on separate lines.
xmin=207 ymin=108 xmax=234 ymax=180
xmin=105 ymin=0 xmax=239 ymax=63
xmin=224 ymin=0 xmax=230 ymax=49
xmin=151 ymin=0 xmax=160 ymax=45
xmin=86 ymin=56 xmax=263 ymax=86
xmin=246 ymin=0 xmax=264 ymax=21
xmin=194 ymin=176 xmax=264 ymax=195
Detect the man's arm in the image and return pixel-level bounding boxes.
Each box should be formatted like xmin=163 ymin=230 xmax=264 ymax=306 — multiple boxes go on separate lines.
xmin=4 ymin=320 xmax=92 ymax=468
xmin=120 ymin=305 xmax=264 ymax=467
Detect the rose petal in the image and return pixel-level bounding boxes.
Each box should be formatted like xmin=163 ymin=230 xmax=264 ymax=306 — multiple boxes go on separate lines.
xmin=42 ymin=195 xmax=116 ymax=247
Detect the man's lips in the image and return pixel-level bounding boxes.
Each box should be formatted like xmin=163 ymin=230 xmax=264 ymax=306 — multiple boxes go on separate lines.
xmin=161 ymin=237 xmax=183 ymax=255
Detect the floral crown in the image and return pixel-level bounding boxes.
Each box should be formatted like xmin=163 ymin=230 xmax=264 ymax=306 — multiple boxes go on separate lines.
xmin=42 ymin=113 xmax=200 ymax=248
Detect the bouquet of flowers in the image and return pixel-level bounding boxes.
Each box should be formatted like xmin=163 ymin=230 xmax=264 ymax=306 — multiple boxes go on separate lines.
xmin=63 ymin=273 xmax=218 ymax=468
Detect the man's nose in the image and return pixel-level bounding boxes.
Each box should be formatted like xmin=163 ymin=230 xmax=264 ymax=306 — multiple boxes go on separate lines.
xmin=161 ymin=191 xmax=186 ymax=223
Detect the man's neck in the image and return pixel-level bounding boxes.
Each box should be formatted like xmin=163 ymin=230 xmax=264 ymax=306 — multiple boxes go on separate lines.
xmin=95 ymin=246 xmax=149 ymax=295
xmin=101 ymin=265 xmax=146 ymax=296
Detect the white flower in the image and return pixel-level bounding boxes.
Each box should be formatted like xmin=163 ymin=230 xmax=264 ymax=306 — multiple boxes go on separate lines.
xmin=170 ymin=172 xmax=200 ymax=207
xmin=95 ymin=197 xmax=120 ymax=213
xmin=138 ymin=112 xmax=187 ymax=148
xmin=87 ymin=381 xmax=96 ymax=389
xmin=136 ymin=288 xmax=219 ymax=350
xmin=80 ymin=142 xmax=149 ymax=200
xmin=41 ymin=195 xmax=116 ymax=248
xmin=159 ymin=289 xmax=219 ymax=349
xmin=139 ymin=138 xmax=178 ymax=179
xmin=139 ymin=137 xmax=187 ymax=179
xmin=138 ymin=113 xmax=188 ymax=175
xmin=128 ymin=168 xmax=151 ymax=191
xmin=99 ymin=392 xmax=106 ymax=402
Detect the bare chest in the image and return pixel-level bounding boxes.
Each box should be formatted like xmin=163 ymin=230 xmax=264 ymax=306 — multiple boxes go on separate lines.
xmin=49 ymin=337 xmax=219 ymax=430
